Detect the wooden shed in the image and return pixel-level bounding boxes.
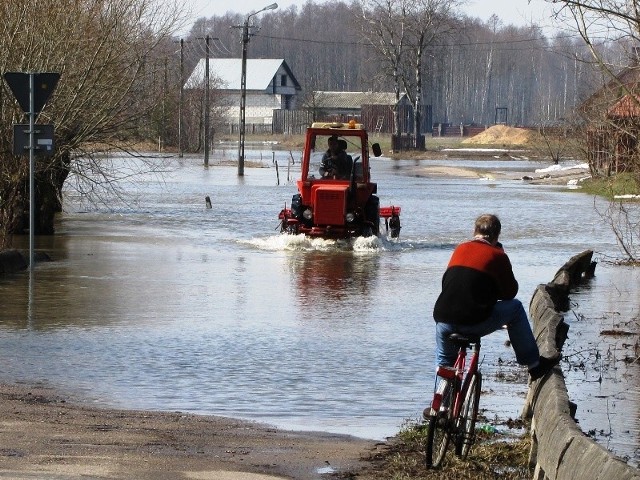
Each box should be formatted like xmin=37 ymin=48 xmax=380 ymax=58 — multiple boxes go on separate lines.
xmin=308 ymin=91 xmax=413 ymax=134
xmin=580 ymin=62 xmax=640 ymax=176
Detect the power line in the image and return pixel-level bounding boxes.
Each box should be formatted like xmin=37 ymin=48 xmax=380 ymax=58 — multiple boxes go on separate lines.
xmin=253 ymin=31 xmax=583 ymax=51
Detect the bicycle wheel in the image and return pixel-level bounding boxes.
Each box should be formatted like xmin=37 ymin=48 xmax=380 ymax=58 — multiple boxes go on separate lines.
xmin=425 ymin=378 xmax=455 ymax=468
xmin=455 ymin=371 xmax=482 ymax=458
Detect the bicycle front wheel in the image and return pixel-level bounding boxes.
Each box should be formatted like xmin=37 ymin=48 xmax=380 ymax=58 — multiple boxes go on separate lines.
xmin=455 ymin=371 xmax=482 ymax=459
xmin=425 ymin=378 xmax=455 ymax=468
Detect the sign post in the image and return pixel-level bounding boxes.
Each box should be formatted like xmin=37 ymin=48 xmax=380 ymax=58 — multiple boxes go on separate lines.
xmin=28 ymin=73 xmax=35 ymax=272
xmin=3 ymin=72 xmax=60 ymax=271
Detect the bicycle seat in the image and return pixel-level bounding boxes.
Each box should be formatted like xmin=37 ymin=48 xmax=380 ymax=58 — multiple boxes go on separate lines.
xmin=448 ymin=332 xmax=481 ymax=347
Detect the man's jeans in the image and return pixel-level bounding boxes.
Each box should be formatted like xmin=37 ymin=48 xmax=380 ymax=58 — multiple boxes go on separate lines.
xmin=435 ymin=298 xmax=540 ymax=369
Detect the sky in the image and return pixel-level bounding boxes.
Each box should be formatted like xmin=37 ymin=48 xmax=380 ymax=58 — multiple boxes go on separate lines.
xmin=184 ymin=0 xmax=559 ymax=31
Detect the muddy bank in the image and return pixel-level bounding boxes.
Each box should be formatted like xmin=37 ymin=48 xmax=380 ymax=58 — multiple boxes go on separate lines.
xmin=414 ymin=163 xmax=590 ymax=186
xmin=0 ymin=383 xmax=379 ymax=480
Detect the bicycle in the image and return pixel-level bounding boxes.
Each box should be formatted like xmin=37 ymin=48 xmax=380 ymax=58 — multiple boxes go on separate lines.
xmin=424 ymin=332 xmax=482 ymax=468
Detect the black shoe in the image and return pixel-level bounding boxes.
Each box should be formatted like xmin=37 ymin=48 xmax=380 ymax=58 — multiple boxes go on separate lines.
xmin=529 ymin=355 xmax=561 ymax=381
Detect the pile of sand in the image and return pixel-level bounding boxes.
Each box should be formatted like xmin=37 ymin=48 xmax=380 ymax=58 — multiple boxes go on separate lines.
xmin=462 ymin=125 xmax=535 ymax=146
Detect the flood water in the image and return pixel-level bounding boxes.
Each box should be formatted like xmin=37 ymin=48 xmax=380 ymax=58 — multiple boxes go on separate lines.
xmin=0 ymin=149 xmax=638 ymax=466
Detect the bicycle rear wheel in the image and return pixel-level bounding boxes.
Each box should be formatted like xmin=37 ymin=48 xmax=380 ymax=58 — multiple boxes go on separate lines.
xmin=455 ymin=371 xmax=482 ymax=458
xmin=424 ymin=378 xmax=455 ymax=468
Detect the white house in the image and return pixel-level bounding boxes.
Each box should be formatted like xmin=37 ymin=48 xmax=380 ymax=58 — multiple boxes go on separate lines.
xmin=185 ymin=58 xmax=301 ymax=125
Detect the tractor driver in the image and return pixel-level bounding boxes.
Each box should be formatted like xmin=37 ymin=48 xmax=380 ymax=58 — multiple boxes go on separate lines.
xmin=320 ymin=135 xmax=351 ymax=179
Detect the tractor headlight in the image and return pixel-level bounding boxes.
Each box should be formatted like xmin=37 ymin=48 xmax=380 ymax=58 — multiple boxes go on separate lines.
xmin=345 ymin=212 xmax=356 ymax=223
xmin=303 ymin=208 xmax=313 ymax=220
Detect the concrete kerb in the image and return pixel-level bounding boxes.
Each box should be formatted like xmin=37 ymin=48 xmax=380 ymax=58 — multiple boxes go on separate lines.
xmin=527 ymin=374 xmax=578 ymax=474
xmin=598 ymin=459 xmax=640 ymax=480
xmin=523 ymin=250 xmax=640 ymax=480
xmin=559 ymin=439 xmax=625 ymax=480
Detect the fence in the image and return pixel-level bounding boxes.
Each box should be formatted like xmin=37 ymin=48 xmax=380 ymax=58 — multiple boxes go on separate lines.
xmin=272 ymin=110 xmax=315 ymax=135
xmin=223 ymin=123 xmax=275 ymax=135
xmin=391 ymin=134 xmax=425 ymax=151
xmin=432 ymin=123 xmax=489 ymax=137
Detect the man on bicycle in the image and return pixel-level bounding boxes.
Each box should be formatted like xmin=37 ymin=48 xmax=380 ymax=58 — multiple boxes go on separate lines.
xmin=433 ymin=213 xmax=558 ymax=381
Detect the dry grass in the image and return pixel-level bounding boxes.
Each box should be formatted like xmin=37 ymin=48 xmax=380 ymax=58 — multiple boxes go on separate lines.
xmin=349 ymin=421 xmax=532 ymax=480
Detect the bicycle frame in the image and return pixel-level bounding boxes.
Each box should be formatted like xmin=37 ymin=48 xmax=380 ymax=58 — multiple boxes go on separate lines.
xmin=453 ymin=341 xmax=480 ymax=418
xmin=425 ymin=334 xmax=482 ymax=468
xmin=430 ymin=339 xmax=480 ymax=416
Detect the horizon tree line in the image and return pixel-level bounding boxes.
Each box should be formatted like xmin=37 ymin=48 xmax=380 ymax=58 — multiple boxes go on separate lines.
xmin=0 ymin=0 xmax=637 ymax=250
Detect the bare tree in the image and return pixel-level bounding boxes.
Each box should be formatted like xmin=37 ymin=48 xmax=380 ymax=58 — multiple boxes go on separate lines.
xmin=0 ymin=0 xmax=182 ymax=247
xmin=404 ymin=0 xmax=463 ymax=145
xmin=553 ymin=0 xmax=640 ymax=263
xmin=602 ymin=200 xmax=640 ymax=262
xmin=190 ymin=2 xmax=594 ymax=134
xmin=357 ymin=0 xmax=463 ymax=147
xmin=356 ymin=0 xmax=409 ymax=137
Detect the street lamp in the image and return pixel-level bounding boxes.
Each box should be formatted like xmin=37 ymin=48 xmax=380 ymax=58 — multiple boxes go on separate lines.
xmin=238 ymin=2 xmax=278 ymax=176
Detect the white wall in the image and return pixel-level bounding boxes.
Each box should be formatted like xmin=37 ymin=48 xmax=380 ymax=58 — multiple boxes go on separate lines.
xmin=221 ymin=92 xmax=283 ymax=125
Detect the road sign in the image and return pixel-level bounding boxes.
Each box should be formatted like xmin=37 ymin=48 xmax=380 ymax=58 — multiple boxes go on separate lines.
xmin=3 ymin=72 xmax=60 ymax=117
xmin=13 ymin=124 xmax=55 ymax=157
xmin=2 ymin=71 xmax=61 ymax=273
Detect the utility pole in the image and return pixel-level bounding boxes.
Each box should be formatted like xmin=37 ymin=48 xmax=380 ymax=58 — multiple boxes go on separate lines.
xmin=179 ymin=38 xmax=184 ymax=158
xmin=204 ymin=34 xmax=210 ymax=167
xmin=173 ymin=38 xmax=189 ymax=158
xmin=238 ymin=3 xmax=278 ymax=176
xmin=238 ymin=21 xmax=249 ymax=177
xmin=162 ymin=57 xmax=168 ymax=151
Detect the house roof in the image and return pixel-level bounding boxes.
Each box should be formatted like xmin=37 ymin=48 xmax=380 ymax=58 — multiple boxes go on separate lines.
xmin=313 ymin=91 xmax=402 ymax=109
xmin=608 ymin=94 xmax=640 ymax=118
xmin=579 ymin=63 xmax=640 ymax=114
xmin=185 ymin=58 xmax=300 ymax=90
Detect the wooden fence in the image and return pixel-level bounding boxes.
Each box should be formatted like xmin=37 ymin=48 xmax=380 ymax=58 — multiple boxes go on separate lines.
xmin=392 ymin=134 xmax=425 ymax=151
xmin=224 ymin=123 xmax=274 ymax=135
xmin=272 ymin=106 xmax=416 ymax=135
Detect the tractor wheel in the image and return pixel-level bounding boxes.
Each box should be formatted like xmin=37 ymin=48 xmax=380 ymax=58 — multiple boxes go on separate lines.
xmin=364 ymin=195 xmax=380 ymax=236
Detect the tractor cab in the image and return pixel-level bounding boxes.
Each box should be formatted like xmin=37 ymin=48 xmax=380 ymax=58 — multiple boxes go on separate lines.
xmin=279 ymin=121 xmax=400 ymax=238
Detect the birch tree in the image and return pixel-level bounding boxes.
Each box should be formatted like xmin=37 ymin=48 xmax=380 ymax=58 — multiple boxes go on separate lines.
xmin=404 ymin=0 xmax=463 ymax=145
xmin=357 ymin=0 xmax=463 ymax=146
xmin=356 ymin=0 xmax=408 ymax=137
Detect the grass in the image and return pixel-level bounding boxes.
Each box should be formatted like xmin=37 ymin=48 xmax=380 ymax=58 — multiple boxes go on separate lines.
xmin=351 ymin=420 xmax=532 ymax=480
xmin=578 ymin=172 xmax=640 ymax=199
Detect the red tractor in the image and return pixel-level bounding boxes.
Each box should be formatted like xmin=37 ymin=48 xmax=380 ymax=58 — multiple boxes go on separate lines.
xmin=278 ymin=121 xmax=401 ymax=239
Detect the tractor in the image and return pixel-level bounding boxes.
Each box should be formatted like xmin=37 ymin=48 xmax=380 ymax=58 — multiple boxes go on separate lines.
xmin=278 ymin=121 xmax=401 ymax=239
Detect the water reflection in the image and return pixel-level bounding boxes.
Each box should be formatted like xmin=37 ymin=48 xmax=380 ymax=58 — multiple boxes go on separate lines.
xmin=566 ymin=263 xmax=640 ymax=467
xmin=0 ymin=155 xmax=638 ymax=457
xmin=288 ymin=251 xmax=379 ymax=313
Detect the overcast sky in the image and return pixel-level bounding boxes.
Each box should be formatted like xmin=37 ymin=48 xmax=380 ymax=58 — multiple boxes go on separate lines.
xmin=184 ymin=0 xmax=559 ymax=31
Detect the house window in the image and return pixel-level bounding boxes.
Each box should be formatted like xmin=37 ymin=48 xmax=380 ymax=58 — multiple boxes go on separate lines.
xmin=281 ymin=74 xmax=287 ymax=87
